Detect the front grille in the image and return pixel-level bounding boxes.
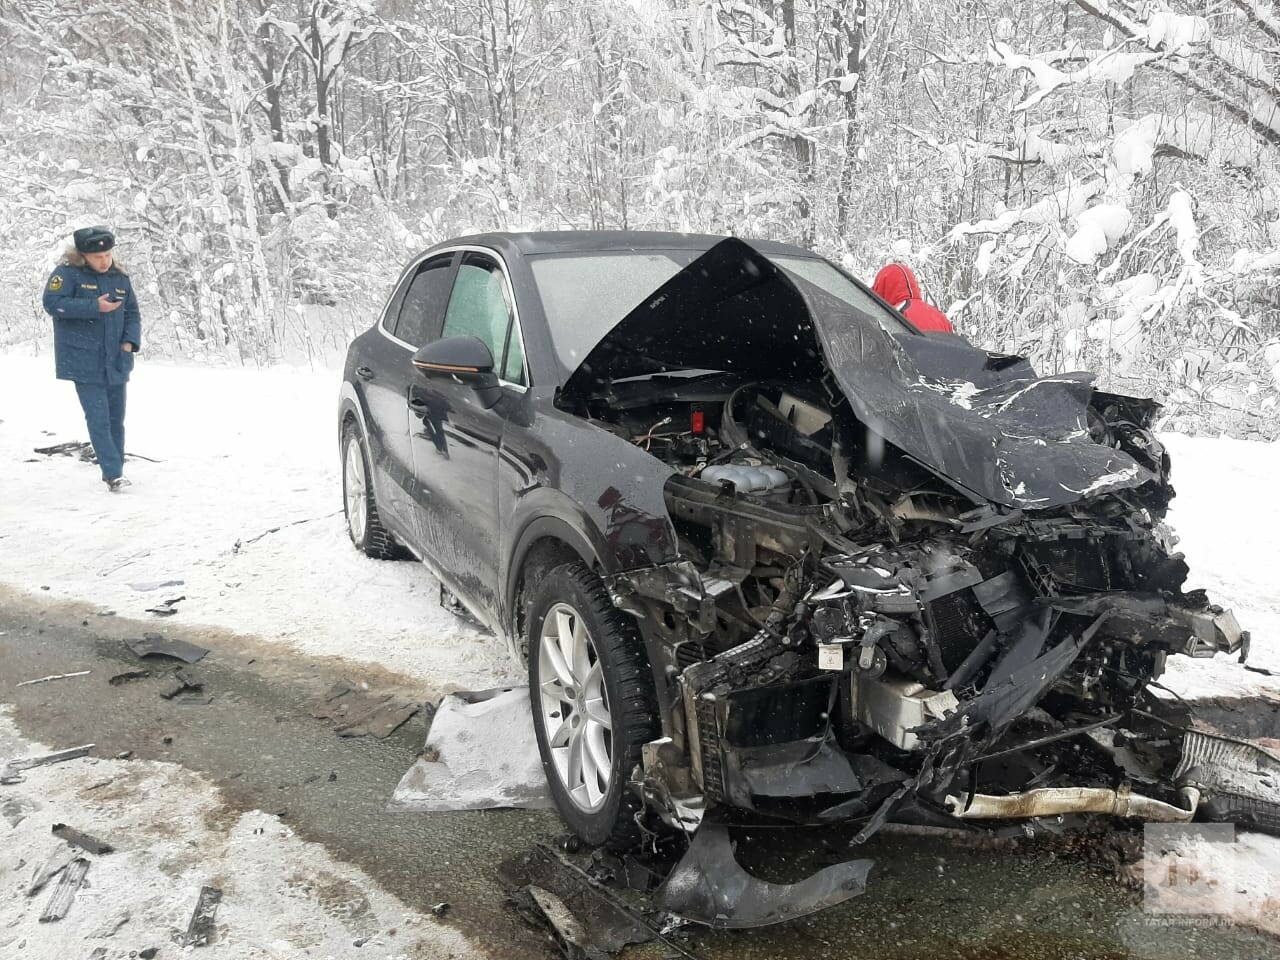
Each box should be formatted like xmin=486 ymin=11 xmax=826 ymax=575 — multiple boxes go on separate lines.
xmin=1024 ymin=539 xmax=1112 ymax=593
xmin=694 ymin=696 xmax=725 ymax=802
xmin=675 ymin=641 xmax=707 ymax=671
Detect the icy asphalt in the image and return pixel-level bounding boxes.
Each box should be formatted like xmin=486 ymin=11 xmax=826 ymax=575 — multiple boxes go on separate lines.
xmin=2 ymin=588 xmax=1276 ymax=960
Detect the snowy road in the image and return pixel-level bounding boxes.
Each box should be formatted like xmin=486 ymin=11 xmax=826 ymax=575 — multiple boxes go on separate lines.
xmin=4 ymin=592 xmax=1277 ymax=959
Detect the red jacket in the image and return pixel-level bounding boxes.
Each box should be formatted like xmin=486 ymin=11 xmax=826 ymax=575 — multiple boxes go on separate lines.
xmin=871 ymin=263 xmax=954 ymax=334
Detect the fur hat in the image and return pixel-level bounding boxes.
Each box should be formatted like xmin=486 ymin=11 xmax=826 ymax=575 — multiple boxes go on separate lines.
xmin=73 ymin=225 xmax=115 ymax=253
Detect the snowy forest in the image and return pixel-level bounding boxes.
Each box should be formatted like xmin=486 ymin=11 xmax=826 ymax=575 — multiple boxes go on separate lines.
xmin=1 ymin=0 xmax=1277 ymax=437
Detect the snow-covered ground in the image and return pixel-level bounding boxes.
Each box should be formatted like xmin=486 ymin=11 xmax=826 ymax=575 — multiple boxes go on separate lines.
xmin=0 ymin=708 xmax=480 ymax=959
xmin=1158 ymin=433 xmax=1280 ymax=700
xmin=0 ymin=353 xmax=520 ymax=695
xmin=0 ymin=351 xmax=1274 ymax=700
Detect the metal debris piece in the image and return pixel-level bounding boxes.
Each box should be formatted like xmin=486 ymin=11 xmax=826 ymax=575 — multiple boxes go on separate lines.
xmin=431 ymin=902 xmax=450 ymax=916
xmin=125 ymin=634 xmax=208 ymax=663
xmin=314 ymin=679 xmax=421 ymax=739
xmin=33 ymin=440 xmax=94 ymax=458
xmin=38 ymin=857 xmax=89 ymax=922
xmin=52 ymin=822 xmax=115 ymax=855
xmin=656 ymin=821 xmax=873 ymax=929
xmin=27 ymin=846 xmax=77 ymax=896
xmin=158 ymin=668 xmax=203 ymax=700
xmin=2 ymin=743 xmax=94 ymax=785
xmin=145 ymin=596 xmax=186 ymax=617
xmin=523 ymin=843 xmax=700 ymax=959
xmin=109 ymin=669 xmax=152 ymax=685
xmin=182 ymin=885 xmax=223 ymax=947
xmin=528 ymin=885 xmax=607 ymax=960
xmin=128 ymin=579 xmax=185 ymax=592
xmin=16 ymin=670 xmax=91 ymax=687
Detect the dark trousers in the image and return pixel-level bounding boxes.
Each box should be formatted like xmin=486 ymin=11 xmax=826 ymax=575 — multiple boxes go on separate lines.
xmin=74 ymin=381 xmax=127 ymax=481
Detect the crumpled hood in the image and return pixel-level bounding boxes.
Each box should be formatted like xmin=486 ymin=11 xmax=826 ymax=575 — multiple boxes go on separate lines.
xmin=561 ymin=238 xmax=1151 ymax=510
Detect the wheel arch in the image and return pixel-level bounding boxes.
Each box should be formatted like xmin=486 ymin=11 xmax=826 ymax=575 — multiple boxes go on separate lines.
xmin=338 ymin=382 xmax=368 ymax=451
xmin=505 ymin=517 xmax=601 ymax=660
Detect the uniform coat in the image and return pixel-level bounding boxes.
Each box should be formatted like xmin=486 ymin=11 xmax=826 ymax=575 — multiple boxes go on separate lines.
xmin=43 ymin=261 xmax=141 ymax=385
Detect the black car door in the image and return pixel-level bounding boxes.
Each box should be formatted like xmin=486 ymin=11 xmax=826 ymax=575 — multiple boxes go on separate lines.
xmin=364 ymin=252 xmax=456 ymax=536
xmin=409 ymin=250 xmax=527 ymax=624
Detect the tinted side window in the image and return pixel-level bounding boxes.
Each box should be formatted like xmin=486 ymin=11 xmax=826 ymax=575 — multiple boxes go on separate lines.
xmin=393 ymin=255 xmax=453 ymax=346
xmin=441 ymin=253 xmax=526 ymax=385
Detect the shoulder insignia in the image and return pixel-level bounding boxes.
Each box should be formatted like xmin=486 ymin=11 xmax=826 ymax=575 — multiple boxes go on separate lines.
xmin=48 ymin=275 xmax=63 ymax=292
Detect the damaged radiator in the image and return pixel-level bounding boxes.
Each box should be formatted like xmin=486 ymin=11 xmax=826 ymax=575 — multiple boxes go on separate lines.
xmin=1175 ymin=730 xmax=1280 ymax=835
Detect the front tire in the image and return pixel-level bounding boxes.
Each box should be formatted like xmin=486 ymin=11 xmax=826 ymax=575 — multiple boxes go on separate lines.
xmin=528 ymin=562 xmax=659 ymax=849
xmin=342 ymin=421 xmax=406 ymax=560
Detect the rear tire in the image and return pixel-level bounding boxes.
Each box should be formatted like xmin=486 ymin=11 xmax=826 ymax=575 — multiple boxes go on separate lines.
xmin=528 ymin=562 xmax=659 ymax=849
xmin=342 ymin=420 xmax=407 ymax=560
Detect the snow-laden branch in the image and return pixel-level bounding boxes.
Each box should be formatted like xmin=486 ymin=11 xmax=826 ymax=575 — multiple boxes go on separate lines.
xmin=950 ymin=177 xmax=1104 ymax=240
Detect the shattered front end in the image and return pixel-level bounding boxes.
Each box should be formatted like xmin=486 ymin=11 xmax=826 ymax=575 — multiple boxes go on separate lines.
xmin=560 ymin=239 xmax=1271 ymax=928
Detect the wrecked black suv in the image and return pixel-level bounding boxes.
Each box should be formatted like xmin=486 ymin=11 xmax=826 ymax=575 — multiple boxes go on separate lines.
xmin=340 ymin=231 xmax=1273 ymax=924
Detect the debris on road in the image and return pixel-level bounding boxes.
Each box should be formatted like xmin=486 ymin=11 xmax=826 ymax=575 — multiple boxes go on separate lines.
xmin=181 ymin=884 xmax=223 ymax=947
xmin=500 ymin=845 xmax=656 ymax=960
xmin=431 ymin=902 xmax=450 ymax=916
xmin=388 ymin=687 xmax=552 ymax=812
xmin=657 ymin=820 xmax=873 ymax=929
xmin=313 ymin=679 xmax=421 ymax=739
xmin=26 ymin=846 xmax=77 ymax=897
xmin=52 ymin=822 xmax=115 ymax=855
xmin=109 ymin=669 xmax=152 ymax=685
xmin=16 ymin=670 xmax=90 ymax=687
xmin=128 ymin=579 xmax=185 ymax=592
xmin=38 ymin=857 xmax=89 ymax=922
xmin=33 ymin=440 xmax=94 ymax=461
xmin=145 ymin=595 xmax=186 ymax=617
xmin=2 ymin=744 xmax=95 ymax=783
xmin=125 ymin=633 xmax=209 ymax=663
xmin=158 ymin=668 xmax=204 ymax=700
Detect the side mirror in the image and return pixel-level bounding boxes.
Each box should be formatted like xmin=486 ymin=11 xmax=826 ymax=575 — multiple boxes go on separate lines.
xmin=411 ymin=336 xmax=501 ymax=408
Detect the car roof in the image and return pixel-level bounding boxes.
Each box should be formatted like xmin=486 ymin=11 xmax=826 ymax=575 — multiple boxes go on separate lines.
xmin=428 ymin=230 xmax=823 ymax=259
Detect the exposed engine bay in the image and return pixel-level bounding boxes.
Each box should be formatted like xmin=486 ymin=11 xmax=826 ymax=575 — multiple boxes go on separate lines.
xmin=544 ymin=239 xmax=1276 ymax=928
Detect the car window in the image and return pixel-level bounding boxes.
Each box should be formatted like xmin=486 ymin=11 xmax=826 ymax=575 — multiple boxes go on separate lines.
xmin=442 ymin=253 xmax=526 ymax=386
xmin=393 ymin=254 xmax=454 ymax=346
xmin=770 ymin=256 xmax=914 ymax=336
xmin=528 ymin=251 xmax=695 ymax=367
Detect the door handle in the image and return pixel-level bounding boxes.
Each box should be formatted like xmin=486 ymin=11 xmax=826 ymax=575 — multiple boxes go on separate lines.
xmin=355 ymin=366 xmax=375 ymax=381
xmin=408 ymin=396 xmax=428 ymax=410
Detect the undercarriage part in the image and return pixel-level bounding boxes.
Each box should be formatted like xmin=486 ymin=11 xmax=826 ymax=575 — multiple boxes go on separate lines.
xmin=943 ymin=783 xmax=1200 ymax=822
xmin=1176 ymin=729 xmax=1280 ymax=835
xmin=655 ymin=820 xmax=873 ymax=929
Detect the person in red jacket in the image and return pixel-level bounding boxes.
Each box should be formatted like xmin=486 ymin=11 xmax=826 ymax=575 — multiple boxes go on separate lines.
xmin=871 ymin=262 xmax=954 ymax=334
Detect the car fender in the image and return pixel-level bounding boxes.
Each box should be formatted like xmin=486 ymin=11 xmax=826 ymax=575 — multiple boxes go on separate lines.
xmin=502 ymin=494 xmax=609 ymax=621
xmin=337 ymin=380 xmax=369 ymax=450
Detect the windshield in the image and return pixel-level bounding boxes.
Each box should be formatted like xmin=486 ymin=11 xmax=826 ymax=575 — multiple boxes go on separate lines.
xmin=529 ymin=248 xmax=912 ymax=372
